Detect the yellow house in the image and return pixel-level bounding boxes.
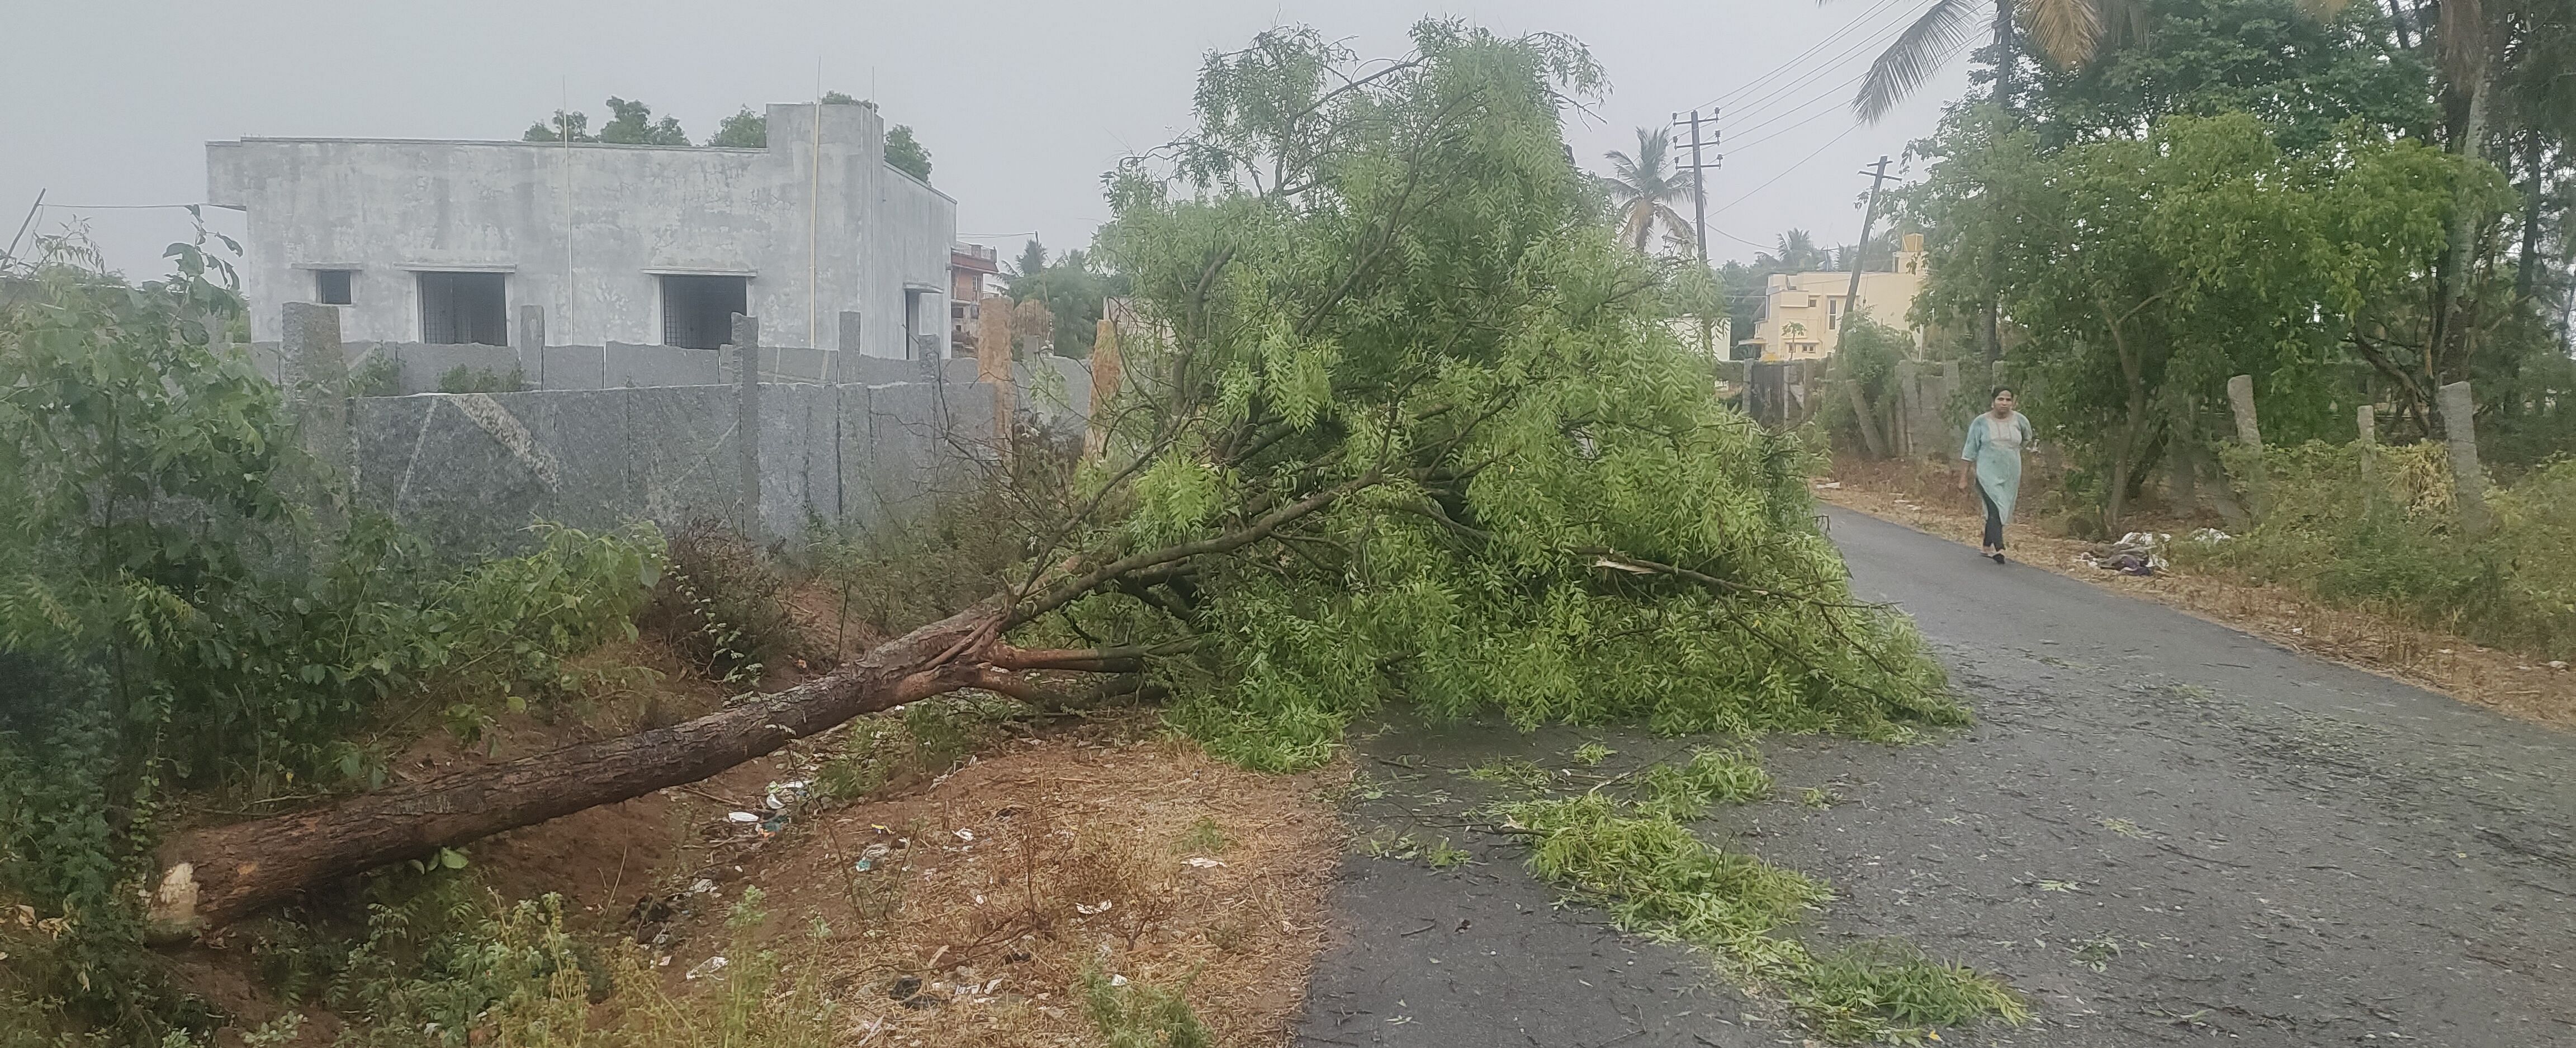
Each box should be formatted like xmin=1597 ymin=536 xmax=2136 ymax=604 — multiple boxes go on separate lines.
xmin=1739 ymin=233 xmax=1928 ymax=361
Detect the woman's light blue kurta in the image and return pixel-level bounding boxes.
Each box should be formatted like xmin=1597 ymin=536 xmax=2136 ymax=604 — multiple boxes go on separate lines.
xmin=1959 ymin=411 xmax=2033 ymax=525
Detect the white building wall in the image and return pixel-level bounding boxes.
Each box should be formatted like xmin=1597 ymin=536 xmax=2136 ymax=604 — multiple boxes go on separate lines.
xmin=207 ymin=102 xmax=953 ymax=357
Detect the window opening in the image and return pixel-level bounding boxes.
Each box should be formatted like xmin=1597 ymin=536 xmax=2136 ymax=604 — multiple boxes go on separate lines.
xmin=315 ymin=269 xmax=354 ymax=305
xmin=418 ymin=272 xmax=508 ymax=345
xmin=660 ymin=275 xmax=749 ymax=350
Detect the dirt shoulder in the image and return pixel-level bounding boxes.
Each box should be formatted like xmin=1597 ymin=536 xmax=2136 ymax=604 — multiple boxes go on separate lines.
xmin=1816 ymin=460 xmax=2576 ymax=730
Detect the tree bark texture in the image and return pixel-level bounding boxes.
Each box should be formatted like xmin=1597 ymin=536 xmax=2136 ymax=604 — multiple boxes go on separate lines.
xmin=146 ymin=603 xmax=1004 ymax=941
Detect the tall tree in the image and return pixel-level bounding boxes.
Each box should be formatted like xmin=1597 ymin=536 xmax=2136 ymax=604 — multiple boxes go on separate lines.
xmin=1845 ymin=0 xmax=2354 ymax=120
xmin=1602 ymin=127 xmax=1693 ymax=253
xmin=595 ymin=97 xmax=688 ymax=146
xmin=887 ymin=125 xmax=934 ymax=182
xmin=705 ymin=106 xmax=767 ymax=148
xmin=150 ymin=21 xmax=1959 ymax=938
xmin=520 ymin=110 xmax=592 ymax=143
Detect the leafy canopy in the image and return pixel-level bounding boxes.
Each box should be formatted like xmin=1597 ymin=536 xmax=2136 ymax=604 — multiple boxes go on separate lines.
xmin=1039 ymin=22 xmax=1959 ymax=770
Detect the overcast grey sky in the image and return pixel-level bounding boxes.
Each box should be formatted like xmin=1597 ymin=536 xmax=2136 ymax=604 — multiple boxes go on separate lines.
xmin=1 ymin=0 xmax=1968 ymax=280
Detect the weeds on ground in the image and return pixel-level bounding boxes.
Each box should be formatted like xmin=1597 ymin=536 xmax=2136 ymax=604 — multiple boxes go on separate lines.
xmin=2197 ymin=441 xmax=2576 ymax=660
xmin=1500 ymin=791 xmax=2025 ymax=1044
xmin=1079 ymin=965 xmax=1213 ymax=1048
xmin=1175 ymin=816 xmax=1230 ymax=855
xmin=642 ymin=520 xmax=799 ymax=684
xmin=809 ymin=694 xmax=1021 ymax=805
xmin=1570 ymin=742 xmax=1614 ymax=766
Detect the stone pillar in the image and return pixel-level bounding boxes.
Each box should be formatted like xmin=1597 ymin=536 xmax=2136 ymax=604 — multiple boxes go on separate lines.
xmin=833 ymin=310 xmax=863 ymax=383
xmin=727 ymin=314 xmax=764 ymax=539
xmin=519 ymin=305 xmax=544 ymax=385
xmin=2437 ymin=381 xmax=2490 ymax=535
xmin=976 ymin=295 xmax=1012 ymax=385
xmin=2226 ymin=375 xmax=2261 ymax=447
xmin=2227 ymin=373 xmax=2269 ymax=516
xmin=977 ymin=295 xmax=1016 ymax=453
xmin=283 ymin=302 xmax=352 ymax=498
xmin=1087 ymin=315 xmax=1124 ymax=459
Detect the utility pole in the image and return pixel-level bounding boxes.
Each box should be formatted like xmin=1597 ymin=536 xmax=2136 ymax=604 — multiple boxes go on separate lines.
xmin=1843 ymin=155 xmax=1894 ymax=334
xmin=1671 ymin=110 xmax=1722 ymax=260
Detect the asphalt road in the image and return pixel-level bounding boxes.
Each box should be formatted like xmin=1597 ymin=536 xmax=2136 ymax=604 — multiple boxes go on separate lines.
xmin=1295 ymin=506 xmax=2576 ymax=1047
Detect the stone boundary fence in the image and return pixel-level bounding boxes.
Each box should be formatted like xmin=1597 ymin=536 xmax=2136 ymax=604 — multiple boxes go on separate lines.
xmin=262 ymin=303 xmax=1092 ymax=554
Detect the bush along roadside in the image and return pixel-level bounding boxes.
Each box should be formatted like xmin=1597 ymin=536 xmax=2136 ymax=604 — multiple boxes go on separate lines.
xmin=2196 ymin=440 xmax=2576 ymax=661
xmin=1489 ymin=747 xmax=2027 ymax=1045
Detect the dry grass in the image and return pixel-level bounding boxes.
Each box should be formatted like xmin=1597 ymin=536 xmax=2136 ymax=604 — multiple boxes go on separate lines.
xmin=1818 ymin=457 xmax=2576 ymax=730
xmin=644 ymin=726 xmax=1348 ymax=1047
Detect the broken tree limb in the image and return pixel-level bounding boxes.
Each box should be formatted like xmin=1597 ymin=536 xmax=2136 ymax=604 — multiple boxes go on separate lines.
xmin=145 ymin=602 xmax=1005 ymax=942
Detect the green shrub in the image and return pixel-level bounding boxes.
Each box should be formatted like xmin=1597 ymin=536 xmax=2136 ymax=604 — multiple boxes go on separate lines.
xmin=1079 ymin=965 xmax=1213 ymax=1048
xmin=642 ymin=520 xmax=797 ymax=683
xmin=0 ymin=233 xmax=664 ymax=1040
xmin=2198 ymin=440 xmax=2576 ymax=658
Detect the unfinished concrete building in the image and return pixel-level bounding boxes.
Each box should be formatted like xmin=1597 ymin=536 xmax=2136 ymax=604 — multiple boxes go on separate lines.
xmin=207 ymin=102 xmax=953 ymax=358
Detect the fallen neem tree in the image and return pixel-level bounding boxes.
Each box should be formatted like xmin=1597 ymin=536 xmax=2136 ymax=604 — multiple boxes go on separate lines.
xmin=141 ymin=22 xmax=1962 ymax=938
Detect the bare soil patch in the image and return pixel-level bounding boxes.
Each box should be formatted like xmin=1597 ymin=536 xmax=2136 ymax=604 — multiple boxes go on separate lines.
xmin=641 ymin=727 xmax=1348 ymax=1047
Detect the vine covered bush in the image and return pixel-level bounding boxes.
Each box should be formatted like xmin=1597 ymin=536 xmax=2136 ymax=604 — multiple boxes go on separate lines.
xmin=0 ymin=232 xmax=660 ymax=1038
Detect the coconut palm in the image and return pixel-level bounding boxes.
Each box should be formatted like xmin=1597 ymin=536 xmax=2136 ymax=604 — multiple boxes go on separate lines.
xmin=1603 ymin=127 xmax=1695 ymax=254
xmin=1758 ymin=229 xmax=1832 ymax=273
xmin=1843 ymin=0 xmax=2352 ymax=122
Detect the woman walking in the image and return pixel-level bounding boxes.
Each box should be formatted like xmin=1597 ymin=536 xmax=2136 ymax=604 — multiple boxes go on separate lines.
xmin=1957 ymin=388 xmax=2032 ymax=563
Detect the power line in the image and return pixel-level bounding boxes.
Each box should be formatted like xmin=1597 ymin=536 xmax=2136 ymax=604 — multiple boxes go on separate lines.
xmin=1710 ymin=119 xmax=1869 ymax=217
xmin=1718 ymin=11 xmax=1920 ymax=133
xmin=1691 ymin=0 xmax=1914 ymax=113
xmin=1724 ymin=70 xmax=1873 ymax=149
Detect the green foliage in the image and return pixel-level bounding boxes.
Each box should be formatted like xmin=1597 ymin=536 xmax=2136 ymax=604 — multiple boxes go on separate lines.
xmin=885 ymin=125 xmax=932 ymax=183
xmin=1632 ymin=746 xmax=1771 ymax=821
xmin=641 ymin=521 xmax=794 ymax=684
xmin=1905 ymin=107 xmax=2504 ymax=523
xmin=522 ymin=111 xmax=591 ymax=143
xmin=1060 ymin=22 xmax=1959 ymax=772
xmin=705 ymin=107 xmax=768 ymax=148
xmin=1820 ymin=312 xmax=1907 ymax=455
xmin=596 ymin=97 xmax=688 ymax=146
xmin=348 ymin=353 xmax=401 ymax=397
xmin=435 ymin=364 xmax=523 ymax=393
xmin=1080 ymin=965 xmax=1214 ymax=1048
xmin=807 ymin=694 xmax=1019 ymax=805
xmin=2193 ymin=440 xmax=2576 ymax=658
xmin=2028 ymin=0 xmax=2436 ymax=150
xmin=1005 ymin=241 xmax=1133 ymax=357
xmin=1503 ymin=792 xmax=2025 ymax=1042
xmin=0 ymin=233 xmax=660 ymax=1037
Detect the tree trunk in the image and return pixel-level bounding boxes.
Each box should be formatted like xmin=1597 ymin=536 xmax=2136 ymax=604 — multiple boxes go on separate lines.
xmin=1841 ymin=365 xmax=1888 ymax=458
xmin=146 ymin=603 xmax=1005 ymax=941
xmin=1992 ymin=0 xmax=2018 ymax=110
xmin=2164 ymin=391 xmax=2198 ymax=514
xmin=2432 ymin=59 xmax=2490 ymax=383
xmin=2515 ymin=135 xmax=2549 ymax=302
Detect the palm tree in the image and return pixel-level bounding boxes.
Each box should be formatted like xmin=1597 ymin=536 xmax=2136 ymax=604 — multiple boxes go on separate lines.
xmin=1758 ymin=229 xmax=1832 ymax=273
xmin=1843 ymin=0 xmax=2350 ymax=122
xmin=1603 ymin=127 xmax=1694 ymax=254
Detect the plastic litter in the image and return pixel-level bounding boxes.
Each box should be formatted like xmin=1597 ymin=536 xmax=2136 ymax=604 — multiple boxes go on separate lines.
xmin=1184 ymin=856 xmax=1227 ymax=869
xmin=683 ymin=955 xmax=728 ymax=980
xmin=725 ymin=811 xmax=761 ymax=823
xmin=1075 ymin=900 xmax=1114 ymax=915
